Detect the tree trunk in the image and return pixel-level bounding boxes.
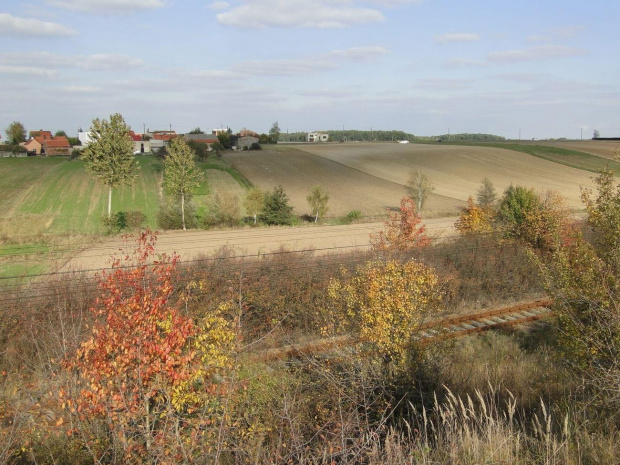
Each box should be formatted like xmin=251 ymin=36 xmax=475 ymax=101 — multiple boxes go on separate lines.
xmin=108 ymin=187 xmax=112 ymax=219
xmin=181 ymin=193 xmax=186 ymax=231
xmin=314 ymin=212 xmax=318 ymax=223
xmin=253 ymin=213 xmax=257 ymax=225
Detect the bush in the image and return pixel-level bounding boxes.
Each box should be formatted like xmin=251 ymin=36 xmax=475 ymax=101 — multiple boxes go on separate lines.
xmin=157 ymin=199 xmax=197 ymax=230
xmin=250 ymin=142 xmax=262 ymax=150
xmin=259 ymin=185 xmax=294 ymax=225
xmin=203 ymin=191 xmax=241 ymax=227
xmin=124 ymin=210 xmax=148 ymax=230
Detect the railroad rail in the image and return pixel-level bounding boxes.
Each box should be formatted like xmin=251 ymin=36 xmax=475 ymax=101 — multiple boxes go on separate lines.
xmin=249 ymin=298 xmax=553 ymax=363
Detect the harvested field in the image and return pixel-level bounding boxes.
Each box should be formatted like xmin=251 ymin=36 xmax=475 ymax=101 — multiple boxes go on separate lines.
xmin=528 ymin=140 xmax=620 ymax=159
xmin=227 ymin=149 xmax=462 ymax=218
xmin=297 ymin=142 xmax=597 ymax=209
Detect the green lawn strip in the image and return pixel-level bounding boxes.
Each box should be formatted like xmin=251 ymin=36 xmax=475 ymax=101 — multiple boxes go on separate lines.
xmin=112 ymin=157 xmax=161 ymax=229
xmin=199 ymin=162 xmax=252 ymax=189
xmin=0 ymin=243 xmax=52 ymax=257
xmin=0 ymin=262 xmax=46 ymax=282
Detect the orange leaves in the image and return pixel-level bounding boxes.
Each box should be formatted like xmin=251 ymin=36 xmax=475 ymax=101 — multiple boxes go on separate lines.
xmin=370 ymin=197 xmax=430 ymax=252
xmin=61 ymin=230 xmax=237 ymax=462
xmin=455 ymin=196 xmax=493 ymax=235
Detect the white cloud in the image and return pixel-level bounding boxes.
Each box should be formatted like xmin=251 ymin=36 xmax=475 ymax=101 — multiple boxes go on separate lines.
xmin=0 ymin=52 xmax=144 ymax=70
xmin=207 ymin=1 xmax=230 ymax=10
xmin=434 ymin=33 xmax=480 ymax=43
xmin=0 ymin=13 xmax=77 ymax=37
xmin=217 ymin=0 xmax=384 ymax=29
xmin=47 ymin=0 xmax=164 ymax=14
xmin=415 ymin=78 xmax=473 ymax=90
xmin=0 ymin=65 xmax=58 ymax=77
xmin=444 ymin=58 xmax=486 ymax=68
xmin=232 ymin=46 xmax=387 ymax=76
xmin=488 ymin=44 xmax=587 ymax=63
xmin=327 ymin=46 xmax=388 ymax=61
xmin=233 ymin=59 xmax=337 ymax=76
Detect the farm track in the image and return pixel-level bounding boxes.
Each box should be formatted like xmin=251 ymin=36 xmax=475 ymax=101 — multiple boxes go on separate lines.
xmin=248 ymin=298 xmax=553 ymax=363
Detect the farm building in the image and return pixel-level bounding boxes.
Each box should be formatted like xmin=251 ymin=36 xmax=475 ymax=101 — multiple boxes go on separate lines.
xmin=307 ymin=132 xmax=329 ymax=142
xmin=42 ymin=137 xmax=71 ymax=156
xmin=184 ymin=133 xmax=220 ymax=151
xmin=232 ymin=135 xmax=259 ymax=150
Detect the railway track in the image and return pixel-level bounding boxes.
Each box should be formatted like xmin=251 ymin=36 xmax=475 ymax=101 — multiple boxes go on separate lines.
xmin=248 ymin=298 xmax=553 ymax=363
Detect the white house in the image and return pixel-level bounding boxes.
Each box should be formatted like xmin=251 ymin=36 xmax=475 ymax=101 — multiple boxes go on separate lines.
xmin=78 ymin=130 xmax=93 ymax=146
xmin=307 ymin=132 xmax=329 ymax=142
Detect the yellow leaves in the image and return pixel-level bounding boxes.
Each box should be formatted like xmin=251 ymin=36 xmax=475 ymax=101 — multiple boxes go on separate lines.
xmin=326 ymin=259 xmax=442 ymax=365
xmin=455 ymin=196 xmax=493 ymax=235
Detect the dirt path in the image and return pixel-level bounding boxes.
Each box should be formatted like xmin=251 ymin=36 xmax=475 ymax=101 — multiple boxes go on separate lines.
xmin=64 ymin=217 xmax=459 ymax=272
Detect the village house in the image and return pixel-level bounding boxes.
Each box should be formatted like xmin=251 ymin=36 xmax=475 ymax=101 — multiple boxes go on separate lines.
xmin=184 ymin=133 xmax=220 ymax=149
xmin=307 ymin=132 xmax=329 ymax=142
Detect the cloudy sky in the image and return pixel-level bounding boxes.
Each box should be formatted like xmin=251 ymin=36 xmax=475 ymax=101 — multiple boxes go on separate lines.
xmin=1 ymin=0 xmax=618 ymax=139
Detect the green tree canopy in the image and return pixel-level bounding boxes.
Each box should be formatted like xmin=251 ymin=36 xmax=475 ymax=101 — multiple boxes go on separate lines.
xmin=259 ymin=185 xmax=293 ymax=225
xmin=307 ymin=186 xmax=329 ymax=223
xmin=243 ymin=187 xmax=265 ymax=225
xmin=82 ymin=113 xmax=137 ymax=219
xmin=5 ymin=121 xmax=26 ymax=145
xmin=405 ymin=169 xmax=434 ymax=212
xmin=269 ymin=121 xmax=280 ymax=144
xmin=164 ymin=137 xmax=202 ymax=230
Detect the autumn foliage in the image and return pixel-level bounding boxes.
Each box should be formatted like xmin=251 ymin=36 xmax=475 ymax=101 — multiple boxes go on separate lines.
xmin=455 ymin=196 xmax=493 ymax=235
xmin=370 ymin=197 xmax=431 ymax=252
xmin=62 ymin=231 xmax=236 ymax=463
xmin=326 ymin=259 xmax=442 ymax=365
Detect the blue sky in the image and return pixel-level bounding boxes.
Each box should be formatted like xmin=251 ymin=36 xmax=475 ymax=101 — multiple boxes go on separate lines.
xmin=1 ymin=0 xmax=618 ymax=139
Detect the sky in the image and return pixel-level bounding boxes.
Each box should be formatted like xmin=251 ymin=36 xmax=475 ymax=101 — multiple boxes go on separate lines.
xmin=1 ymin=0 xmax=618 ymax=140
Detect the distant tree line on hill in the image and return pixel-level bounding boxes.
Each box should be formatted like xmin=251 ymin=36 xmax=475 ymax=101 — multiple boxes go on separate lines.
xmin=281 ymin=130 xmax=505 ymax=143
xmin=431 ymin=133 xmax=506 ymax=142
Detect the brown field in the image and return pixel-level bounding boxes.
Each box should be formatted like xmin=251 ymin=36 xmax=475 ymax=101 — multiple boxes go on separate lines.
xmin=526 ymin=140 xmax=620 ymax=159
xmin=297 ymin=142 xmax=597 ymax=209
xmin=227 ymin=149 xmax=462 ymax=218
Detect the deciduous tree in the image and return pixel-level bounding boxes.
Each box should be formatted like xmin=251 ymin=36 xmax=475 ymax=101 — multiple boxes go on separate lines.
xmin=61 ymin=231 xmax=237 ymax=463
xmin=269 ymin=121 xmax=280 ymax=144
xmin=164 ymin=137 xmax=202 ymax=230
xmin=370 ymin=197 xmax=430 ymax=251
xmin=243 ymin=187 xmax=265 ymax=225
xmin=5 ymin=121 xmax=26 ymax=145
xmin=405 ymin=169 xmax=434 ymax=212
xmin=455 ymin=196 xmax=493 ymax=235
xmin=306 ymin=185 xmax=329 ymax=223
xmin=82 ymin=113 xmax=137 ymax=219
xmin=476 ymin=177 xmax=497 ymax=209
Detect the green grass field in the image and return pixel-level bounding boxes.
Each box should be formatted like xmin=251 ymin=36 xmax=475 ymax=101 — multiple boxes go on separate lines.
xmin=0 ymin=155 xmax=249 ymax=280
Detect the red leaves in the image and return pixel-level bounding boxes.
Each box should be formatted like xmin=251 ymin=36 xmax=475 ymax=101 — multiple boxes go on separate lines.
xmin=370 ymin=197 xmax=431 ymax=252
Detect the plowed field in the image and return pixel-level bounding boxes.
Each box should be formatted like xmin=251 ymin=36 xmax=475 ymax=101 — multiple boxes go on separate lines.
xmin=296 ymin=143 xmax=596 ymax=209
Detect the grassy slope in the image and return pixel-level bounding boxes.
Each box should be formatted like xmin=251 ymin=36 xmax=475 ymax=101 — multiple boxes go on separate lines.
xmin=413 ymin=140 xmax=620 ymax=174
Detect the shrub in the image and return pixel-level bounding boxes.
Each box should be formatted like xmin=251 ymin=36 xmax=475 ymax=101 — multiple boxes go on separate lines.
xmin=259 ymin=185 xmax=294 ymax=225
xmin=157 ymin=199 xmax=197 ymax=230
xmin=203 ymin=191 xmax=241 ymax=227
xmin=455 ymin=196 xmax=493 ymax=235
xmin=370 ymin=197 xmax=430 ymax=251
xmin=496 ymin=185 xmax=541 ymax=237
xmin=250 ymin=142 xmax=262 ymax=150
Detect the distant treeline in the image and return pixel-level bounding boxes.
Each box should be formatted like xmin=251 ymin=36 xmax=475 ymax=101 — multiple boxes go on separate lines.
xmin=281 ymin=130 xmax=505 ymax=143
xmin=430 ymin=133 xmax=506 ymax=142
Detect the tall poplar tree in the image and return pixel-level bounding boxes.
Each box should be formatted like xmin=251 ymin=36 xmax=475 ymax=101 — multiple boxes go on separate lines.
xmin=164 ymin=137 xmax=201 ymax=230
xmin=82 ymin=113 xmax=136 ymax=219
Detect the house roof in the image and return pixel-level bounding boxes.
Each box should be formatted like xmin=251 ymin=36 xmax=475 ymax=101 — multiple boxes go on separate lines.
xmin=129 ymin=130 xmax=143 ymax=141
xmin=184 ymin=133 xmax=219 ymax=143
xmin=44 ymin=136 xmax=70 ymax=148
xmin=239 ymin=129 xmax=259 ymax=137
xmin=30 ymin=130 xmax=53 ymax=140
xmin=152 ymin=132 xmax=177 ymax=141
